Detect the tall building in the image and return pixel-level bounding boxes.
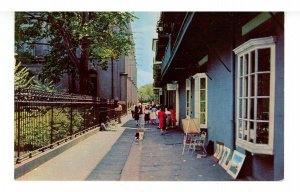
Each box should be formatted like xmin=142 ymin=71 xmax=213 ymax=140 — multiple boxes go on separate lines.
xmin=95 ymin=24 xmax=138 ymax=109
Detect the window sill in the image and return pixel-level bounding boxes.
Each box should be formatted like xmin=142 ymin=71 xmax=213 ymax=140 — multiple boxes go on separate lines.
xmin=236 ymin=139 xmax=273 ymax=155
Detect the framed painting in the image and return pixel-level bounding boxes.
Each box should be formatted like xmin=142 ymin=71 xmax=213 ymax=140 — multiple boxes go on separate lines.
xmin=226 ymin=150 xmax=246 ymax=179
xmin=213 ymin=141 xmax=224 ymax=161
xmin=216 ymin=144 xmax=224 ymax=160
xmin=218 ymin=146 xmax=231 ymax=170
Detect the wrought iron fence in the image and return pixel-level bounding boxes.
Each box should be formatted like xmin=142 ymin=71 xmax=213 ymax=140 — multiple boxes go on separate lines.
xmin=14 ymin=88 xmax=125 ymax=164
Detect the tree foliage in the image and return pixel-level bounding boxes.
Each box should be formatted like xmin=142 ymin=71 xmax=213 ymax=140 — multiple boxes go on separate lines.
xmin=15 ymin=12 xmax=136 ymax=94
xmin=138 ymin=83 xmax=154 ymax=104
xmin=14 ymin=62 xmax=34 ymax=89
xmin=15 ymin=60 xmax=60 ymax=92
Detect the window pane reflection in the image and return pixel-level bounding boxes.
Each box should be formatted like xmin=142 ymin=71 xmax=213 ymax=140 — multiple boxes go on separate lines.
xmin=251 ymin=51 xmax=255 ymax=73
xmin=257 ymin=73 xmax=270 ymax=96
xmin=200 ymin=78 xmax=206 ymax=89
xmin=258 ymin=48 xmax=271 ymax=72
xmin=257 ymin=98 xmax=269 ymax=120
xmin=256 ymin=122 xmax=269 ymax=144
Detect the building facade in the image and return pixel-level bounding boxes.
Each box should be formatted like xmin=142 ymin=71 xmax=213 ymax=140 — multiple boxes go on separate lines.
xmin=153 ymin=12 xmax=284 ymax=180
xmin=96 ymin=50 xmax=138 ymax=109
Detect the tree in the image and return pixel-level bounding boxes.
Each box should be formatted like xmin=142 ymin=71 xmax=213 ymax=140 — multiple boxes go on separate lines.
xmin=138 ymin=84 xmax=154 ymax=104
xmin=15 ymin=12 xmax=136 ymax=94
xmin=14 ymin=62 xmax=34 ymax=89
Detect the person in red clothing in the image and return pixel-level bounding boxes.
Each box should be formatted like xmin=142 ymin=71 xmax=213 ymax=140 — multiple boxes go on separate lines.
xmin=169 ymin=106 xmax=176 ymax=128
xmin=158 ymin=107 xmax=167 ymax=135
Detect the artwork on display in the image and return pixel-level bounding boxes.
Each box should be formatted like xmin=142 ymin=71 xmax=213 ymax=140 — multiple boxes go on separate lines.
xmin=226 ymin=150 xmax=246 ymax=179
xmin=216 ymin=144 xmax=224 ymax=160
xmin=213 ymin=143 xmax=220 ymax=158
xmin=213 ymin=141 xmax=224 ymax=162
xmin=218 ymin=146 xmax=231 ymax=170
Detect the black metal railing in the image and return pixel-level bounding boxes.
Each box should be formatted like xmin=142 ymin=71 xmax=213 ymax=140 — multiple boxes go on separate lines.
xmin=14 ymin=88 xmax=126 ymax=164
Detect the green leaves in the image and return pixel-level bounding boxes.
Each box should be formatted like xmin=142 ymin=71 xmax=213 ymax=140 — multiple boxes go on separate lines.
xmin=15 ymin=12 xmax=136 ymax=93
xmin=31 ymin=78 xmax=60 ymax=92
xmin=14 ymin=62 xmax=34 ymax=89
xmin=138 ymin=84 xmax=154 ymax=103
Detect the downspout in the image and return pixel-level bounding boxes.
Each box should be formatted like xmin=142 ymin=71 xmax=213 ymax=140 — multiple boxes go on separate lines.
xmin=231 ymin=13 xmax=236 ymax=150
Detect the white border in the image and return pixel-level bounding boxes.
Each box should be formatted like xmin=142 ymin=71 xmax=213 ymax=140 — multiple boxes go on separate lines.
xmin=1 ymin=6 xmax=300 ymax=192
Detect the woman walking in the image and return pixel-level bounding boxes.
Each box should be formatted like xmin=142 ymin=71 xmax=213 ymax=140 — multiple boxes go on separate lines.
xmin=134 ymin=105 xmax=140 ymax=126
xmin=157 ymin=107 xmax=167 ymax=135
xmin=169 ymin=106 xmax=176 ymax=128
xmin=144 ymin=106 xmax=151 ymax=124
xmin=150 ymin=105 xmax=157 ymax=125
xmin=155 ymin=106 xmax=160 ymax=128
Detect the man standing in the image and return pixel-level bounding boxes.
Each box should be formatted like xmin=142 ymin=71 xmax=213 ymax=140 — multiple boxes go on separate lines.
xmin=131 ymin=104 xmax=135 ymax=119
xmin=115 ymin=102 xmax=123 ymax=124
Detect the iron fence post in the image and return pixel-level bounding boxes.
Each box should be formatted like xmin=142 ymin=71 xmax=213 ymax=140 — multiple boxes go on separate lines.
xmin=16 ymin=103 xmax=21 ymax=164
xmin=50 ymin=105 xmax=54 ymax=148
xmin=84 ymin=106 xmax=86 ymax=130
xmin=70 ymin=105 xmax=73 ymax=137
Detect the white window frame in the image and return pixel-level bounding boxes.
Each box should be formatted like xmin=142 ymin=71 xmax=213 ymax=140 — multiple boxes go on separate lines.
xmin=233 ymin=36 xmax=276 ymax=155
xmin=192 ymin=73 xmax=207 ymax=128
xmin=186 ymin=79 xmax=191 ymax=118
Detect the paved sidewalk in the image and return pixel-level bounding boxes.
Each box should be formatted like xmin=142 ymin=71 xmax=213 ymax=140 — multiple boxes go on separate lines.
xmin=18 ymin=114 xmax=233 ymax=181
xmin=18 ymin=115 xmax=132 ymax=181
xmin=87 ymin=116 xmax=233 ymax=181
xmin=119 ymin=123 xmax=233 ymax=181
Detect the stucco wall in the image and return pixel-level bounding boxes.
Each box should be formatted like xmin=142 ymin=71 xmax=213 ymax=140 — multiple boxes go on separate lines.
xmin=178 ymin=80 xmax=187 ymax=128
xmin=205 ymin=38 xmax=234 ymax=150
xmin=272 ymin=26 xmax=284 ymax=181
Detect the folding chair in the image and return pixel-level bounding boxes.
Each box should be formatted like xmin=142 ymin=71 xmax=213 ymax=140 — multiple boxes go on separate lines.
xmin=191 ymin=131 xmax=207 ymax=157
xmin=181 ymin=118 xmax=200 ymax=155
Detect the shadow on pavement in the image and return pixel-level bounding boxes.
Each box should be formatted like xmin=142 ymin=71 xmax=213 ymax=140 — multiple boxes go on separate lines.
xmin=121 ymin=119 xmax=139 ymax=128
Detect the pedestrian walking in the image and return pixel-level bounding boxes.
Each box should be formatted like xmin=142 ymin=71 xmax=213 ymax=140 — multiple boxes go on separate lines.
xmin=150 ymin=105 xmax=157 ymax=125
xmin=139 ymin=104 xmax=143 ymax=115
xmin=169 ymin=106 xmax=176 ymax=128
xmin=158 ymin=107 xmax=167 ymax=135
xmin=134 ymin=105 xmax=140 ymax=126
xmin=155 ymin=106 xmax=160 ymax=127
xmin=165 ymin=107 xmax=171 ymax=129
xmin=144 ymin=106 xmax=150 ymax=124
xmin=131 ymin=104 xmax=135 ymax=119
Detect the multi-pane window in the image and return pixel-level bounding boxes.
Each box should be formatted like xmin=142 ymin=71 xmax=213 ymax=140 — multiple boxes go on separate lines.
xmin=193 ymin=73 xmax=207 ymax=128
xmin=186 ymin=79 xmax=191 ymax=117
xmin=234 ymin=37 xmax=275 ymax=155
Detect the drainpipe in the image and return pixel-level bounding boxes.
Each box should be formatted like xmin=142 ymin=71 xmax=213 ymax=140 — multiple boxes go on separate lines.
xmin=231 ymin=13 xmax=236 ymax=150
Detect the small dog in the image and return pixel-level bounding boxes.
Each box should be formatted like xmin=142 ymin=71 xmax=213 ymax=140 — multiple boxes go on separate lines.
xmin=135 ymin=126 xmax=145 ymax=141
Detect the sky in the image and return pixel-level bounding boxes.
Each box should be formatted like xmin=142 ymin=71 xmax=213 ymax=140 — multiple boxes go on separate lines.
xmin=131 ymin=12 xmax=160 ymax=88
